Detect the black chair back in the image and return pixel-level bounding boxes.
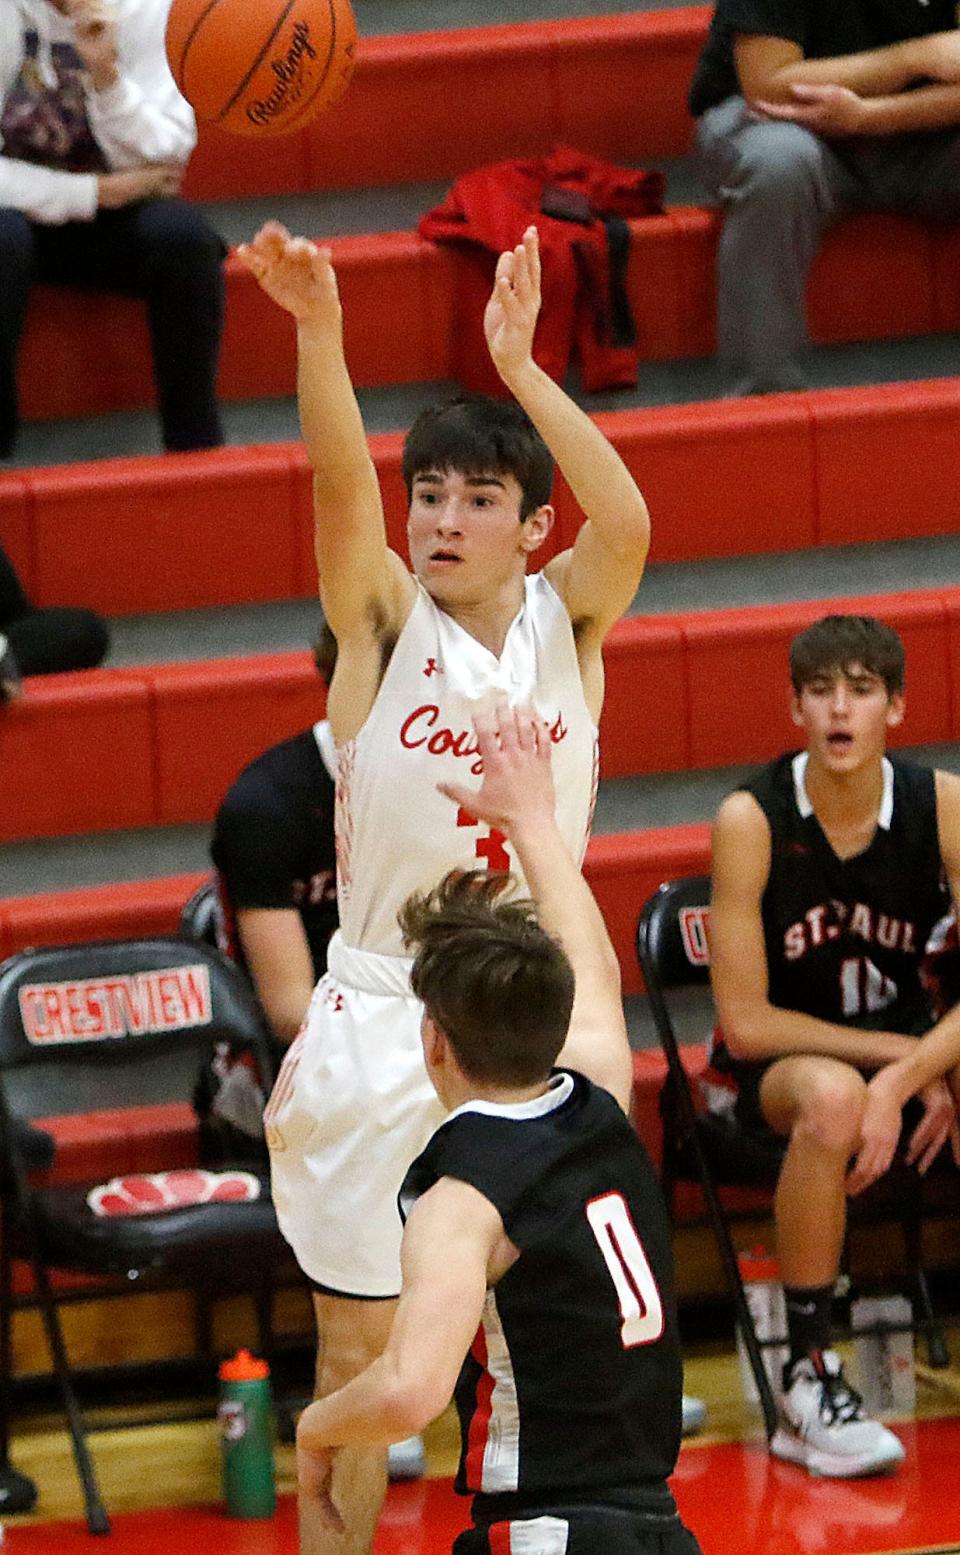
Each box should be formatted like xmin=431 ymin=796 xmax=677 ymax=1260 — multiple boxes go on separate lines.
xmin=179 ymin=878 xmax=228 ymax=953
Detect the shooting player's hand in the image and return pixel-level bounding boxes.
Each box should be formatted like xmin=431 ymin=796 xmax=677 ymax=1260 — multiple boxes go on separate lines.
xmin=237 ymin=222 xmax=342 ymax=328
xmin=483 ymin=226 xmax=542 ymax=382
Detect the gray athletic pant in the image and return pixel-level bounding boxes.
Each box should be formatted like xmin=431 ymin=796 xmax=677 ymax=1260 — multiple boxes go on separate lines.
xmin=694 ymin=95 xmax=960 ymax=390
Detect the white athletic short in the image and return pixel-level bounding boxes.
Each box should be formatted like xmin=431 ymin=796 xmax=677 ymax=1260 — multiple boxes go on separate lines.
xmin=264 ymin=932 xmax=445 ymax=1297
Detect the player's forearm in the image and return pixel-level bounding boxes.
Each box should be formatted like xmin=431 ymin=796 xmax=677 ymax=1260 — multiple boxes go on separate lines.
xmin=296 ymin=319 xmax=378 ymax=494
xmin=297 ymin=1358 xmax=440 ymax=1451
xmin=720 ymin=1001 xmax=919 ymax=1068
xmin=498 ymin=358 xmax=649 ymax=562
xmin=754 ymin=38 xmax=930 ymax=103
xmin=510 ymin=812 xmax=621 ymax=994
xmin=867 ymin=1007 xmax=960 ymax=1106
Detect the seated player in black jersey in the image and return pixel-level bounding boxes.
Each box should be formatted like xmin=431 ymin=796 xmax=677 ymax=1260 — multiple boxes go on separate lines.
xmin=211 ymin=627 xmax=339 ymax=1048
xmin=709 ymin=613 xmax=960 ymax=1480
xmin=293 ymin=702 xmax=703 ymax=1555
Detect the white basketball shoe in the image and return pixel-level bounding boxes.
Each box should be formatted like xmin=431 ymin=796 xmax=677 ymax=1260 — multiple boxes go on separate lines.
xmin=770 ymin=1350 xmax=906 ymax=1478
xmin=388 ymin=1435 xmax=426 ymax=1480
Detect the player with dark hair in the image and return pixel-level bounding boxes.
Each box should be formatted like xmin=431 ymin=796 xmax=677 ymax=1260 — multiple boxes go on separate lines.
xmin=709 ymin=613 xmax=960 ymax=1478
xmin=294 ymin=703 xmax=703 ymax=1555
xmin=400 ymin=392 xmax=555 ymax=518
xmin=239 ymin=221 xmax=651 ymax=1553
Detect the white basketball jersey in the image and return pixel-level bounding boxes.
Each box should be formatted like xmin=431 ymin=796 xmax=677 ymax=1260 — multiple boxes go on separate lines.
xmin=336 ymin=572 xmax=599 ymax=955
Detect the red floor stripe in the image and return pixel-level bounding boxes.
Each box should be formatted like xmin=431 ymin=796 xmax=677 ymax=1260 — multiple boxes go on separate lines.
xmin=8 ymin=1417 xmax=960 ymax=1555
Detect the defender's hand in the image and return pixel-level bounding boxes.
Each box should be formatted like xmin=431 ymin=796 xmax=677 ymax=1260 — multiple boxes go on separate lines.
xmin=438 ymin=701 xmax=555 ymax=835
xmin=296 ymin=1441 xmax=344 ymax=1533
xmin=237 ymin=222 xmax=342 ymax=327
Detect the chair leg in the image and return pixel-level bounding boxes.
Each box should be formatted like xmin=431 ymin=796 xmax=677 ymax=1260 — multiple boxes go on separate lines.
xmin=195 ymin=1284 xmax=214 ymax=1363
xmin=914 ymin=1265 xmax=949 ymax=1368
xmin=30 ymin=1252 xmax=110 ymax=1535
xmin=691 ymin=1140 xmax=780 ymax=1440
xmin=901 ymin=1198 xmax=949 ymax=1369
xmin=255 ymin=1281 xmax=274 ymax=1358
xmin=0 ymin=1216 xmax=13 ymax=1465
xmin=0 ymin=1223 xmax=38 ymax=1512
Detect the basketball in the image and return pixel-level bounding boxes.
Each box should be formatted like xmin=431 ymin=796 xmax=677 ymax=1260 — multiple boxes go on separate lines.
xmin=165 ymin=0 xmax=357 ymax=137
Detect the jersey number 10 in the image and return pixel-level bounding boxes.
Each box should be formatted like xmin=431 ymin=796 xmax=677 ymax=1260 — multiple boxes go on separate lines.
xmin=586 ymin=1193 xmax=664 ymax=1348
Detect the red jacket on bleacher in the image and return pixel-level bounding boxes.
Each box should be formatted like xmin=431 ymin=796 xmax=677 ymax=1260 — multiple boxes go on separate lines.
xmin=419 ymin=145 xmax=664 ymax=396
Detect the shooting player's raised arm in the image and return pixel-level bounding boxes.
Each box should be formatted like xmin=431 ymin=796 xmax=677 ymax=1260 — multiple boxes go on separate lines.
xmin=484 ymin=229 xmax=649 ymax=645
xmin=238 ymin=223 xmax=414 ymax=640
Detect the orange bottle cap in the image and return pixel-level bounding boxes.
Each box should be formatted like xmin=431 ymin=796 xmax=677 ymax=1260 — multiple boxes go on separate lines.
xmin=737 ymin=1245 xmax=781 ymax=1282
xmin=218 ymin=1348 xmax=270 ymax=1382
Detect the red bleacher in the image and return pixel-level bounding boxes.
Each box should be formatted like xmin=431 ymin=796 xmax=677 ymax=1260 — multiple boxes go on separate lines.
xmin=14 ymin=4 xmax=960 ymax=422
xmin=0 ymin=824 xmax=713 ymax=996
xmin=20 ymin=210 xmax=960 ymax=422
xmin=179 ymin=10 xmax=709 ymax=200
xmin=6 ymin=380 xmax=960 ymax=616
xmin=5 ymin=0 xmax=960 ymax=1239
xmin=3 ymin=585 xmax=957 ymax=846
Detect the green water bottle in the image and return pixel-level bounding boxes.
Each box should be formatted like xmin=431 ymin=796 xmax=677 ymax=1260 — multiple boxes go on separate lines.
xmin=218 ymin=1348 xmax=277 ymax=1518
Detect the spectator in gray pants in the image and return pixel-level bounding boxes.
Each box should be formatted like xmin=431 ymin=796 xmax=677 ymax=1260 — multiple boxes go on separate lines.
xmin=688 ymin=0 xmax=960 ymax=394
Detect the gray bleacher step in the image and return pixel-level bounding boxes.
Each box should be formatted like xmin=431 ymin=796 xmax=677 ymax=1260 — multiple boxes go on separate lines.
xmin=197 ymin=158 xmax=710 ymax=246
xmin=352 ymin=0 xmax=698 ymax=36
xmin=11 ymin=330 xmax=960 ymax=471
xmin=6 ymin=741 xmax=959 ymax=902
xmin=101 ymin=530 xmax=960 ymax=670
xmin=625 ymin=987 xmax=709 ymax=1052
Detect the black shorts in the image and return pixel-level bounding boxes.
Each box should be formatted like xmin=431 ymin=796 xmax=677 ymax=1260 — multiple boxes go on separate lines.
xmin=453 ymin=1508 xmax=703 ymax=1555
xmin=723 ymin=1052 xmax=939 ymax=1162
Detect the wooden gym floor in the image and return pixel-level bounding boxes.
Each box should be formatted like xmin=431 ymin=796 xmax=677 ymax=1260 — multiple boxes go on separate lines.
xmin=5 ymin=1336 xmax=960 ymax=1553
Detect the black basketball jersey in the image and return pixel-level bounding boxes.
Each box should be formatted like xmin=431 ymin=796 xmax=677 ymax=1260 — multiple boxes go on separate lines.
xmin=399 ymin=1070 xmax=683 ymax=1521
xmin=744 ymin=752 xmax=949 ymax=1032
xmin=211 ymin=726 xmax=338 ymax=980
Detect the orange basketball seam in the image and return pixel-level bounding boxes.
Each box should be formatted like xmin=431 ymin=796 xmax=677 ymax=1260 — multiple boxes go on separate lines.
xmin=215 ymin=0 xmax=299 ymax=123
xmin=169 ymin=0 xmax=222 ymax=88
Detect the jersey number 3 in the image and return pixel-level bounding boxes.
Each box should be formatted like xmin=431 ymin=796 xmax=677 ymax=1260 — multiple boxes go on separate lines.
xmin=586 ymin=1193 xmax=664 ymax=1348
xmin=457 ymin=807 xmax=510 ymax=871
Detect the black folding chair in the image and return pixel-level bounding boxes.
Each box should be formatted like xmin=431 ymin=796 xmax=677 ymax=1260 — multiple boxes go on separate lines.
xmin=637 ymin=875 xmax=955 ymax=1444
xmin=179 ymin=876 xmax=227 ymax=951
xmin=0 ymin=935 xmax=289 ymax=1535
xmin=637 ymin=874 xmax=781 ymax=1438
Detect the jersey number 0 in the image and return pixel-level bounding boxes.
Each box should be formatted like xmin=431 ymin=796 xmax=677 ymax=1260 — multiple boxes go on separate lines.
xmin=586 ymin=1192 xmax=664 ymax=1348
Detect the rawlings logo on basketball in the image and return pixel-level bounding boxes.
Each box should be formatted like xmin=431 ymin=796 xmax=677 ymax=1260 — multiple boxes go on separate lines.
xmin=246 ymin=21 xmax=317 ymax=128
xmin=18 ymin=966 xmax=212 ymax=1044
xmin=87 ymin=1169 xmax=260 ymax=1218
xmin=679 ymin=907 xmax=710 ymax=967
